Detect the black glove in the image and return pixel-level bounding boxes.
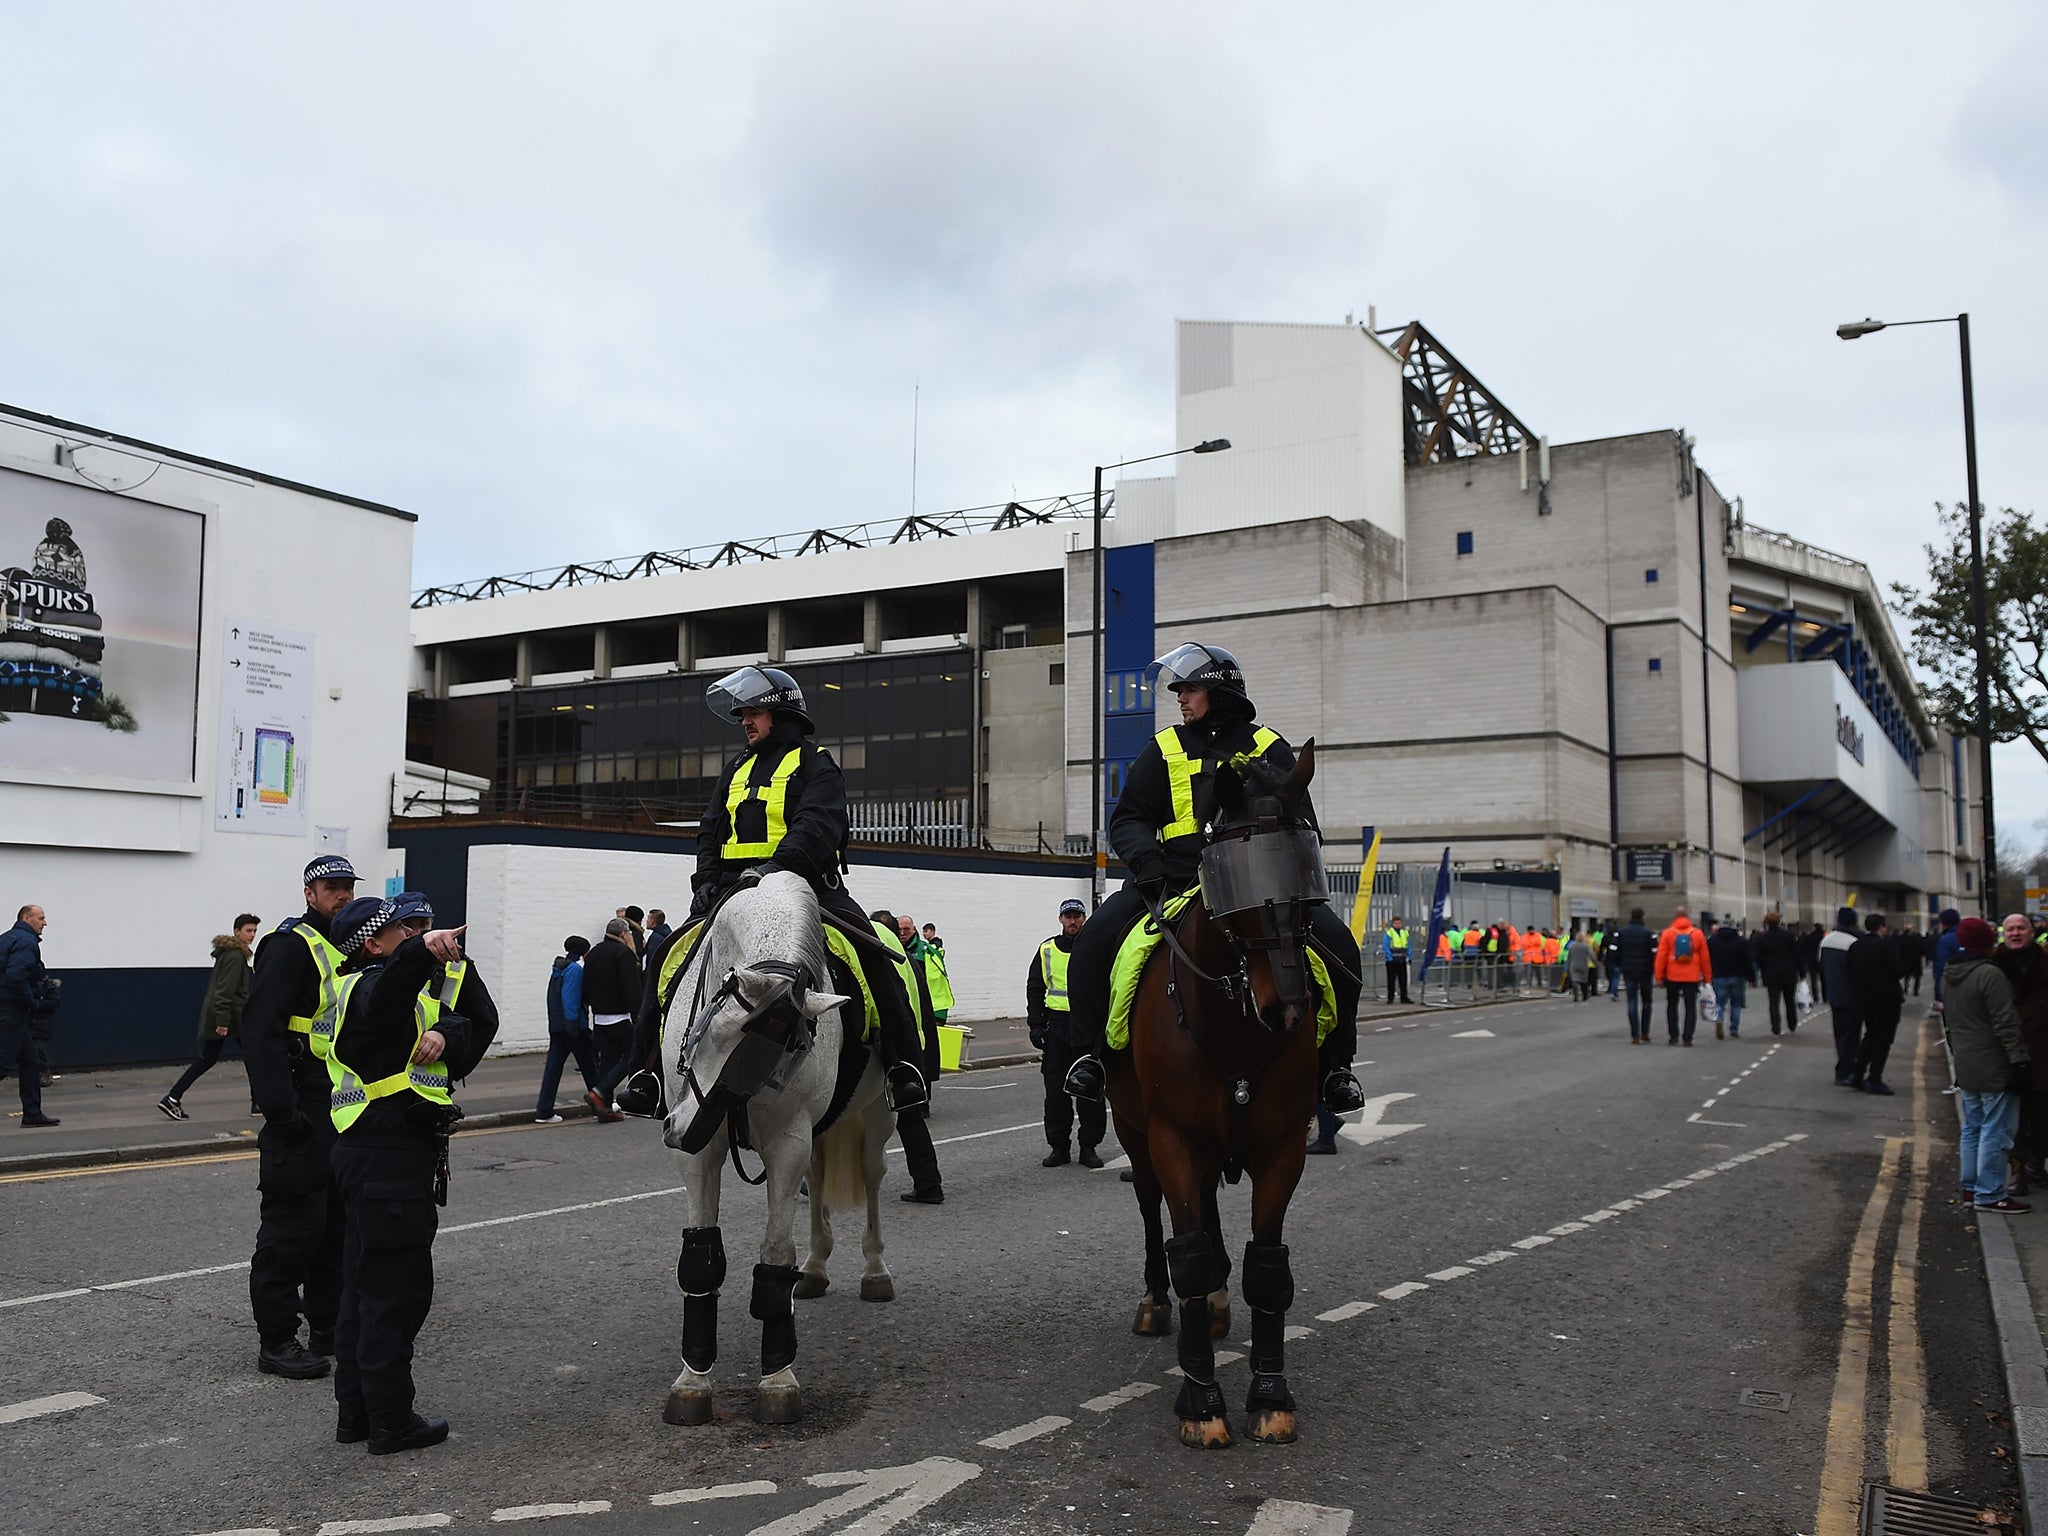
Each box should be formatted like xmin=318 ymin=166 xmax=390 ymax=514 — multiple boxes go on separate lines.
xmin=268 ymin=1108 xmax=316 ymax=1144
xmin=1131 ymin=859 xmax=1168 ymax=902
xmin=1029 ymin=1027 xmax=1047 ymax=1051
xmin=2011 ymin=1062 xmax=2035 ymax=1093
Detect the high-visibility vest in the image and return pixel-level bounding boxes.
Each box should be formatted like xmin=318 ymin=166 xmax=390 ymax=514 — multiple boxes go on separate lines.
xmin=1545 ymin=936 xmax=1562 ymax=963
xmin=722 ymin=746 xmax=805 ymax=861
xmin=1387 ymin=926 xmax=1409 ymax=954
xmin=1153 ymin=725 xmax=1282 ymax=843
xmin=1462 ymin=927 xmax=1482 ymax=949
xmin=1436 ymin=933 xmax=1452 ymax=960
xmin=326 ymin=971 xmax=453 ymax=1134
xmin=1038 ymin=939 xmax=1071 ymax=1011
xmin=276 ymin=919 xmax=345 ymax=1061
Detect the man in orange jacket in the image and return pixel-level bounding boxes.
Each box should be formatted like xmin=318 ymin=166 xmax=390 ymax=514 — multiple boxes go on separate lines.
xmin=1653 ymin=906 xmax=1714 ymax=1045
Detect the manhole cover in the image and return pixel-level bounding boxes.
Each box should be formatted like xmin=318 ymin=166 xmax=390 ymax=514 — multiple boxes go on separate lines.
xmin=1739 ymin=1387 xmax=1791 ymax=1411
xmin=1863 ymin=1483 xmax=2008 ymax=1534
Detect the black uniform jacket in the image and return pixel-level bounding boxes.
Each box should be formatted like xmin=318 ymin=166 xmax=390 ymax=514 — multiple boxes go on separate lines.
xmin=333 ymin=934 xmax=499 ymax=1144
xmin=244 ymin=907 xmax=334 ymax=1120
xmin=693 ymin=720 xmax=848 ymax=902
xmin=1026 ymin=933 xmax=1075 ymax=1047
xmin=1109 ymin=712 xmax=1313 ymax=889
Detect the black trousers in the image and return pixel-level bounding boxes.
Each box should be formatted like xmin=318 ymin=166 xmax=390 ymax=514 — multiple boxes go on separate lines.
xmin=1858 ymin=1012 xmax=1900 ymax=1085
xmin=1764 ymin=981 xmax=1798 ymax=1033
xmin=249 ymin=1084 xmax=345 ymax=1346
xmin=1831 ymin=1004 xmax=1865 ymax=1081
xmin=0 ymin=1006 xmax=43 ymax=1115
xmin=591 ymin=1021 xmax=635 ymax=1098
xmin=536 ymin=1029 xmax=604 ymax=1116
xmin=332 ymin=1134 xmax=439 ymax=1431
xmin=896 ymin=1104 xmax=942 ymax=1192
xmin=1665 ymin=982 xmax=1698 ymax=1042
xmin=167 ymin=1035 xmax=230 ymax=1101
xmin=1385 ymin=956 xmax=1411 ymax=1004
xmin=1039 ymin=1035 xmax=1107 ymax=1151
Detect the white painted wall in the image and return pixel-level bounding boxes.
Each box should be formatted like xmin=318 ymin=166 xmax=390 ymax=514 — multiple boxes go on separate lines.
xmin=463 ymin=841 xmax=1089 ymax=1052
xmin=0 ymin=414 xmax=414 ymax=977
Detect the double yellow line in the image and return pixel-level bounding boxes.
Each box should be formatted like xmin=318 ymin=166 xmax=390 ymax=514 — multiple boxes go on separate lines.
xmin=1814 ymin=1014 xmax=1933 ymax=1536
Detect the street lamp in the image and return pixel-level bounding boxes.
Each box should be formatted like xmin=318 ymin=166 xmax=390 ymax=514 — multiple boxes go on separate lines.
xmin=1837 ymin=313 xmax=1993 ymax=913
xmin=1090 ymin=437 xmax=1231 ymax=906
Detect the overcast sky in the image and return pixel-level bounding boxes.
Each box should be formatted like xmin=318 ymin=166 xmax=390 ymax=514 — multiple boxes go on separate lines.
xmin=6 ymin=2 xmax=2045 ymax=836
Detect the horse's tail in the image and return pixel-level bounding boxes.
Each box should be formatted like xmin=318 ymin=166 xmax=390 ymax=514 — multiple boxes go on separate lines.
xmin=814 ymin=1112 xmax=868 ymax=1213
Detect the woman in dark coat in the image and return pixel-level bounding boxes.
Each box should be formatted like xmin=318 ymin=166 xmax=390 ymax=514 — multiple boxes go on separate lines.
xmin=1995 ymin=914 xmax=2048 ymax=1190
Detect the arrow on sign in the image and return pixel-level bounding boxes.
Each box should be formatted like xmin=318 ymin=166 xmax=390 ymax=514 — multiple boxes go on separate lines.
xmin=1338 ymin=1092 xmax=1424 ymax=1148
xmin=748 ymin=1456 xmax=981 ymax=1536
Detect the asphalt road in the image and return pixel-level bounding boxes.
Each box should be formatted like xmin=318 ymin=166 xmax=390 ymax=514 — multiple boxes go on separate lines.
xmin=0 ymin=993 xmax=2020 ymax=1536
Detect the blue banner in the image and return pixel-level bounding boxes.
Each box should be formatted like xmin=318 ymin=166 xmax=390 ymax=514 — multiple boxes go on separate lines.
xmin=1417 ymin=847 xmax=1452 ymax=981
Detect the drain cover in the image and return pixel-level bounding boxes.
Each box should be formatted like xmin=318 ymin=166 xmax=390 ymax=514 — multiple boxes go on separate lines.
xmin=1862 ymin=1483 xmax=2007 ymax=1534
xmin=1738 ymin=1387 xmax=1790 ymax=1411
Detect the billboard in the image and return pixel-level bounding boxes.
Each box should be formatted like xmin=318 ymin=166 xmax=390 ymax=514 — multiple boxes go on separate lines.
xmin=0 ymin=466 xmax=204 ymax=786
xmin=214 ymin=618 xmax=314 ymax=835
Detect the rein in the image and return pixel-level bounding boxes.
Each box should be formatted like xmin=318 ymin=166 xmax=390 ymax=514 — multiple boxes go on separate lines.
xmin=672 ymin=956 xmax=815 ymax=1183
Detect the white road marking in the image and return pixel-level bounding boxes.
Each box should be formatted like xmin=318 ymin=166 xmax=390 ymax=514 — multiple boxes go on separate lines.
xmin=1165 ymin=1350 xmax=1244 ymax=1376
xmin=93 ymin=1262 xmax=251 ymax=1293
xmin=1244 ymin=1497 xmax=1356 ymax=1536
xmin=977 ymin=1415 xmax=1069 ymax=1449
xmin=1467 ymin=1250 xmax=1517 ymax=1266
xmin=1449 ymin=1028 xmax=1495 ymax=1038
xmin=888 ymin=1121 xmax=1040 ymax=1156
xmin=1339 ymin=1092 xmax=1425 ymax=1148
xmin=317 ymin=1518 xmax=453 ymax=1536
xmin=191 ymin=1529 xmax=280 ymax=1536
xmin=1315 ymin=1300 xmax=1376 ymax=1321
xmin=649 ymin=1480 xmax=777 ymax=1507
xmin=945 ymin=1081 xmax=1018 ymax=1091
xmin=0 ymin=1390 xmax=103 ymax=1424
xmin=1080 ymin=1382 xmax=1162 ymax=1413
xmin=1098 ymin=1154 xmax=1131 ymax=1172
xmin=1610 ymin=1198 xmax=1642 ymax=1210
xmin=1547 ymin=1222 xmax=1589 ymax=1236
xmin=1284 ymin=1324 xmax=1316 ymax=1340
xmin=1378 ymin=1281 xmax=1429 ymax=1300
xmin=1375 ymin=1026 xmax=1393 ymax=1032
xmin=1580 ymin=1210 xmax=1618 ymax=1223
xmin=1511 ymin=1235 xmax=1554 ymax=1250
xmin=754 ymin=1457 xmax=981 ymax=1536
xmin=0 ymin=1287 xmax=90 ymax=1309
xmin=1424 ymin=1266 xmax=1475 ymax=1282
xmin=491 ymin=1503 xmax=612 ymax=1522
xmin=1636 ymin=1188 xmax=1672 ymax=1199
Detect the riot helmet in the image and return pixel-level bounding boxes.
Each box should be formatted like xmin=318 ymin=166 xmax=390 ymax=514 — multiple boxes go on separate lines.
xmin=1146 ymin=642 xmax=1251 ymax=711
xmin=705 ymin=666 xmax=814 ymax=733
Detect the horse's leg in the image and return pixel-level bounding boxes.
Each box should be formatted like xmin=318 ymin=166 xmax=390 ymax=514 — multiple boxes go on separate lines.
xmin=752 ymin=1122 xmax=810 ymax=1424
xmin=664 ymin=1148 xmax=725 ymax=1425
xmin=1154 ymin=1126 xmax=1232 ymax=1449
xmin=858 ymin=1092 xmax=895 ymax=1302
xmin=794 ymin=1135 xmax=832 ymax=1299
xmin=1201 ymin=1178 xmax=1232 ymax=1341
xmin=1241 ymin=1104 xmax=1310 ymax=1445
xmin=1118 ymin=1106 xmax=1171 ymax=1336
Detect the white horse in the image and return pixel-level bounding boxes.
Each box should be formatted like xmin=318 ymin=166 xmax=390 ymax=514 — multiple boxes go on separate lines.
xmin=657 ymin=870 xmax=898 ymax=1425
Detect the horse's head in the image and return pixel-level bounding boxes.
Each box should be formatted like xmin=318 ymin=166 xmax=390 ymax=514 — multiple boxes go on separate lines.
xmin=1202 ymin=739 xmax=1327 ymax=1035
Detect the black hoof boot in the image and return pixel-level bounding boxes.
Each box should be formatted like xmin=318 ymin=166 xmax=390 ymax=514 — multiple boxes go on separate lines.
xmin=1063 ymin=1054 xmax=1106 ymax=1102
xmin=613 ymin=1071 xmax=664 ymax=1119
xmin=1173 ymin=1377 xmax=1233 ymax=1449
xmin=886 ymin=1063 xmax=929 ymax=1113
xmin=1320 ymin=1069 xmax=1365 ymax=1114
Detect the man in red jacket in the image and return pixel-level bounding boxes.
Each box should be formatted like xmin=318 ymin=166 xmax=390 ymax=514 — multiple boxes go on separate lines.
xmin=1654 ymin=907 xmax=1713 ymax=1046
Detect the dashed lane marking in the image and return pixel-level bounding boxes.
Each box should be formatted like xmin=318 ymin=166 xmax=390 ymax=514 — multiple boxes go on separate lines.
xmin=1467 ymin=1249 xmax=1517 ymax=1265
xmin=1378 ymin=1281 xmax=1429 ymax=1300
xmin=1449 ymin=1028 xmax=1495 ymax=1038
xmin=191 ymin=1529 xmax=279 ymax=1536
xmin=1424 ymin=1266 xmax=1474 ymax=1282
xmin=1244 ymin=1499 xmax=1356 ymax=1536
xmin=1511 ymin=1235 xmax=1554 ymax=1250
xmin=1080 ymin=1381 xmax=1162 ymax=1413
xmin=1547 ymin=1221 xmax=1589 ymax=1236
xmin=0 ymin=1390 xmax=104 ymax=1424
xmin=1315 ymin=1300 xmax=1376 ymax=1322
xmin=490 ymin=1503 xmax=612 ymax=1522
xmin=1166 ymin=1350 xmax=1243 ymax=1377
xmin=648 ymin=1480 xmax=776 ymax=1507
xmin=977 ymin=1415 xmax=1070 ymax=1449
xmin=316 ymin=1517 xmax=453 ymax=1535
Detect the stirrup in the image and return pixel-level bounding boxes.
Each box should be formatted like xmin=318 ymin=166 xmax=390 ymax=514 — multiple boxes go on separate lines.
xmin=886 ymin=1063 xmax=929 ymax=1112
xmin=1320 ymin=1068 xmax=1365 ymax=1114
xmin=1063 ymin=1054 xmax=1106 ymax=1103
xmin=613 ymin=1071 xmax=664 ymax=1119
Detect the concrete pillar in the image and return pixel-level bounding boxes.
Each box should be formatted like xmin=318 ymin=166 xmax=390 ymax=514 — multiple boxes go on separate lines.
xmin=677 ymin=616 xmax=694 ymax=673
xmin=862 ymin=594 xmax=881 ymax=653
xmin=964 ymin=583 xmax=982 ymax=649
xmin=592 ymin=626 xmax=612 ymax=680
xmin=765 ymin=605 xmax=784 ymax=663
xmin=514 ymin=635 xmax=533 ymax=688
xmin=432 ymin=646 xmax=449 ymax=700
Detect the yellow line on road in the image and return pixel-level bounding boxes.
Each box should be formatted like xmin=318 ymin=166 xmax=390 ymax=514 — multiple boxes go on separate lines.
xmin=1886 ymin=1015 xmax=1934 ymax=1490
xmin=1815 ymin=1133 xmax=1904 ymax=1536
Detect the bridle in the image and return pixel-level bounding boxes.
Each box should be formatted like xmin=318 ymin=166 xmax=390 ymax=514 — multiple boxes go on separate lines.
xmin=671 ymin=956 xmax=818 ymax=1180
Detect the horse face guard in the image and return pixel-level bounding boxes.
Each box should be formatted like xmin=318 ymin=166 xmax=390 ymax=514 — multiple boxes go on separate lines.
xmin=1199 ymin=794 xmax=1328 ymax=1030
xmin=672 ymin=958 xmax=819 ymax=1155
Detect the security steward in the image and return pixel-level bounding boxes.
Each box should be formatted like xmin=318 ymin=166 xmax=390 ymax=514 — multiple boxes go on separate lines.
xmin=1029 ymin=897 xmax=1105 ymax=1168
xmin=612 ymin=666 xmax=928 ymax=1116
xmin=324 ymin=895 xmax=489 ymax=1455
xmin=242 ymin=854 xmax=358 ymax=1380
xmin=1063 ymin=643 xmax=1366 ymax=1113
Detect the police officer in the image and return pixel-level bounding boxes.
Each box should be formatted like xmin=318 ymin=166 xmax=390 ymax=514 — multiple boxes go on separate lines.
xmin=1383 ymin=915 xmax=1412 ymax=1004
xmin=386 ymin=891 xmax=500 ymax=1062
xmin=1063 ymin=643 xmax=1366 ymax=1113
xmin=242 ymin=854 xmax=358 ymax=1380
xmin=1029 ymin=897 xmax=1104 ymax=1168
xmin=613 ymin=666 xmax=927 ymax=1116
xmin=324 ymin=895 xmax=491 ymax=1454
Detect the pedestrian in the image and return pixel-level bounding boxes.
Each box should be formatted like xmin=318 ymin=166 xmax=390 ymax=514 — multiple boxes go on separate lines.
xmin=645 ymin=908 xmax=672 ymax=953
xmin=1614 ymin=907 xmax=1656 ymax=1042
xmin=324 ymin=896 xmax=490 ymax=1453
xmin=1892 ymin=922 xmax=1924 ymax=998
xmin=0 ymin=905 xmax=58 ymax=1127
xmin=1706 ymin=917 xmax=1752 ymax=1039
xmin=1995 ymin=914 xmax=2048 ymax=1196
xmin=1600 ymin=920 xmax=1623 ymax=1003
xmin=159 ymin=914 xmax=261 ymax=1120
xmin=1031 ymin=898 xmax=1106 ymax=1165
xmin=873 ymin=909 xmax=946 ymax=1204
xmin=582 ymin=918 xmax=640 ymax=1121
xmin=535 ymin=936 xmax=604 ymax=1123
xmin=28 ymin=964 xmax=60 ymax=1085
xmin=1847 ymin=913 xmax=1903 ymax=1095
xmin=1819 ymin=907 xmax=1864 ymax=1087
xmin=1565 ymin=931 xmax=1594 ymax=1002
xmin=1931 ymin=908 xmax=1964 ymax=1000
xmin=1752 ymin=910 xmax=1801 ymax=1036
xmin=1944 ymin=916 xmax=2033 ymax=1213
xmin=899 ymin=915 xmax=956 ymax=1025
xmin=1382 ymin=915 xmax=1412 ymax=1004
xmin=1654 ymin=906 xmax=1711 ymax=1045
xmin=617 ymin=905 xmax=647 ymax=957
xmin=242 ymin=856 xmax=360 ymax=1380
xmin=1799 ymin=922 xmax=1826 ymax=1001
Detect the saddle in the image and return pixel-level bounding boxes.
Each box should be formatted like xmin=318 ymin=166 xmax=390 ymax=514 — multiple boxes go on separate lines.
xmin=1104 ymin=889 xmax=1336 ymax=1051
xmin=657 ymin=915 xmax=883 ymax=1048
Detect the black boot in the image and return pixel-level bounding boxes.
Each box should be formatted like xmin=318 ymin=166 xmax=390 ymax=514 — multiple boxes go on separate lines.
xmin=368 ymin=1413 xmax=449 ymax=1455
xmin=1063 ymin=1054 xmax=1106 ymax=1102
xmin=886 ymin=1062 xmax=929 ymax=1113
xmin=613 ymin=1070 xmax=664 ymax=1118
xmin=1319 ymin=1067 xmax=1365 ymax=1114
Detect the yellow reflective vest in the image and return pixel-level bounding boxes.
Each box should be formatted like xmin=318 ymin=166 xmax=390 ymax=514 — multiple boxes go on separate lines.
xmin=722 ymin=745 xmax=805 ymax=862
xmin=1038 ymin=938 xmax=1072 ymax=1012
xmin=326 ymin=971 xmax=454 ymax=1134
xmin=277 ymin=919 xmax=346 ymax=1062
xmin=1153 ymin=724 xmax=1283 ymax=843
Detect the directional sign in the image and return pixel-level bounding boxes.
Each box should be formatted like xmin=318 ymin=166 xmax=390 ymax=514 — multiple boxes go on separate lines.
xmin=1338 ymin=1092 xmax=1425 ymax=1148
xmin=748 ymin=1456 xmax=981 ymax=1536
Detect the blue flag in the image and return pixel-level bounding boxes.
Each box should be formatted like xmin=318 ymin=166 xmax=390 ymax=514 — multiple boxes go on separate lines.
xmin=1417 ymin=847 xmax=1453 ymax=981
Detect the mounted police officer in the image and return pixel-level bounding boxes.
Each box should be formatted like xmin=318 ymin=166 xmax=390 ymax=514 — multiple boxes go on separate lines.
xmin=325 ymin=894 xmax=491 ymax=1454
xmin=241 ymin=854 xmax=359 ymax=1380
xmin=612 ymin=666 xmax=928 ymax=1117
xmin=1062 ymin=643 xmax=1365 ymax=1113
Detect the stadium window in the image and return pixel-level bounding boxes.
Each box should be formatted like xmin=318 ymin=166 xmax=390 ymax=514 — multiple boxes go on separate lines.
xmin=1647 ymin=657 xmax=1662 ymax=672
xmin=1455 ymin=531 xmax=1474 ymax=557
xmin=1645 ymin=568 xmax=1659 ymax=583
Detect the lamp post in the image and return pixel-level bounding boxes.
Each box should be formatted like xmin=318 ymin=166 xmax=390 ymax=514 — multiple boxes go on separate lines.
xmin=1089 ymin=438 xmax=1231 ymax=906
xmin=1837 ymin=314 xmax=1994 ymax=913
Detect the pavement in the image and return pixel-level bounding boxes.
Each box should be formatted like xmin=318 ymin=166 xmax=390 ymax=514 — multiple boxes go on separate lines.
xmin=2 ymin=990 xmax=2030 ymax=1535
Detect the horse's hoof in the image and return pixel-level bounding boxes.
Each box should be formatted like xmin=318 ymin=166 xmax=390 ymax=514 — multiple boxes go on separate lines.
xmin=859 ymin=1274 xmax=895 ymax=1302
xmin=662 ymin=1389 xmax=713 ymax=1426
xmin=1132 ymin=1298 xmax=1174 ymax=1336
xmin=1246 ymin=1408 xmax=1297 ymax=1444
xmin=792 ymin=1273 xmax=829 ymax=1300
xmin=1179 ymin=1416 xmax=1234 ymax=1449
xmin=1208 ymin=1302 xmax=1232 ymax=1340
xmin=755 ymin=1386 xmax=802 ymax=1424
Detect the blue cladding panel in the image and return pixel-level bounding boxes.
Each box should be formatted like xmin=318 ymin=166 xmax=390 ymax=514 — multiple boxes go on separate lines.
xmin=1102 ymin=544 xmax=1156 ymax=817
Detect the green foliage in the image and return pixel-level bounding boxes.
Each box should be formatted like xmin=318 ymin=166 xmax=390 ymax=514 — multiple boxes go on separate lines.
xmin=1890 ymin=502 xmax=2048 ymax=767
xmin=97 ymin=692 xmax=138 ymax=733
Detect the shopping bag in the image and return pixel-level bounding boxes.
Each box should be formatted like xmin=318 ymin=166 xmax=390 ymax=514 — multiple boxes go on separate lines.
xmin=1700 ymin=991 xmax=1722 ymax=1025
xmin=1794 ymin=979 xmax=1813 ymax=1013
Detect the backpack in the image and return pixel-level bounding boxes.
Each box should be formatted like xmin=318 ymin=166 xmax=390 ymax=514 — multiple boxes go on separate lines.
xmin=1673 ymin=930 xmax=1693 ymax=961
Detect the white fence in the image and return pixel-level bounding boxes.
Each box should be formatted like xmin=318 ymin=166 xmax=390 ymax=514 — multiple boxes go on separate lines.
xmin=847 ymin=798 xmax=971 ymax=848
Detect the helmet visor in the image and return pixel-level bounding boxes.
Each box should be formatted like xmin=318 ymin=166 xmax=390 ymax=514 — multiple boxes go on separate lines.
xmin=705 ymin=666 xmax=773 ymax=723
xmin=1145 ymin=642 xmax=1221 ymax=694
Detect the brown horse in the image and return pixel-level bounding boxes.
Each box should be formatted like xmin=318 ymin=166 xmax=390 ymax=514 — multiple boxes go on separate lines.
xmin=1107 ymin=741 xmax=1325 ymax=1449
